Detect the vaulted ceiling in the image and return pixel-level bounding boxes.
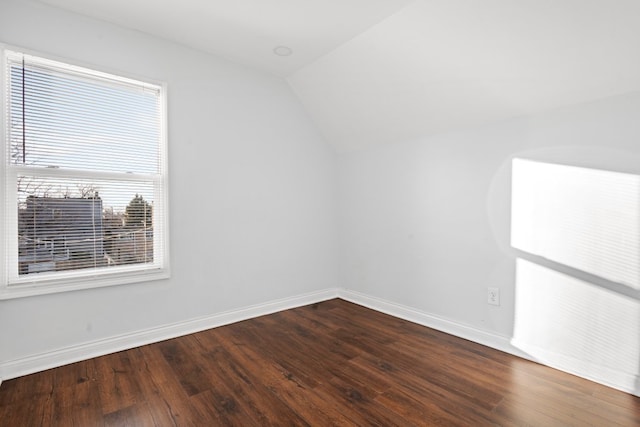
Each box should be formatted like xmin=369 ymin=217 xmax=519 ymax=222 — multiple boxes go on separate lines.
xmin=38 ymin=0 xmax=414 ymax=76
xmin=38 ymin=0 xmax=640 ymax=152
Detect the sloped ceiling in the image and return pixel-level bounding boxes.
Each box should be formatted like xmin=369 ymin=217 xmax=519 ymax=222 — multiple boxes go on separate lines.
xmin=37 ymin=0 xmax=414 ymax=77
xmin=37 ymin=0 xmax=640 ymax=152
xmin=290 ymin=0 xmax=640 ymax=151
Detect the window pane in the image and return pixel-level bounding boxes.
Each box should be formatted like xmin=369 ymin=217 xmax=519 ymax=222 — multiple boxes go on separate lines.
xmin=8 ymin=57 xmax=160 ymax=174
xmin=17 ymin=175 xmax=157 ymax=275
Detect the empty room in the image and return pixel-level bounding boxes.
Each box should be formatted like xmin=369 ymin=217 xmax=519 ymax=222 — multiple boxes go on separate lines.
xmin=1 ymin=0 xmax=639 ymax=425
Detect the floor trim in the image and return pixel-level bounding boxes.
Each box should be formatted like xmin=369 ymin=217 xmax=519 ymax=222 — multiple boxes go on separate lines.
xmin=339 ymin=289 xmax=640 ymax=397
xmin=2 ymin=288 xmax=638 ymax=397
xmin=0 ymin=288 xmax=339 ymax=382
xmin=338 ymin=289 xmax=531 ymax=359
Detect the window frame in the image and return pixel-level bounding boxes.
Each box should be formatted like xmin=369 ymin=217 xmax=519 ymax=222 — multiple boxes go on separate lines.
xmin=0 ymin=45 xmax=170 ymax=299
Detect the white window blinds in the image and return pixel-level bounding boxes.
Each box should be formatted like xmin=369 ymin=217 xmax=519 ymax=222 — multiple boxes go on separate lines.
xmin=3 ymin=49 xmax=168 ymax=297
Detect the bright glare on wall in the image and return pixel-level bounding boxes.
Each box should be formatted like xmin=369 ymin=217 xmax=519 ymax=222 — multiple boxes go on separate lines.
xmin=511 ymin=158 xmax=640 ymax=290
xmin=512 ymin=258 xmax=639 ymax=389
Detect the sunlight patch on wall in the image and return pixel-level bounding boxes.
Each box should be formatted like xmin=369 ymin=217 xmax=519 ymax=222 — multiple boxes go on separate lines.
xmin=511 ymin=158 xmax=640 ymax=289
xmin=512 ymin=258 xmax=640 ymax=391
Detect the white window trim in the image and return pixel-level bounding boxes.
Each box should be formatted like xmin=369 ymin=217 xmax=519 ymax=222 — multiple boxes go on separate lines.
xmin=0 ymin=44 xmax=170 ymax=299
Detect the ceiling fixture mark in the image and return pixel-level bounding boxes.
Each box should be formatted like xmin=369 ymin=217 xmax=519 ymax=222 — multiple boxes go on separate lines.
xmin=273 ymin=46 xmax=293 ymax=57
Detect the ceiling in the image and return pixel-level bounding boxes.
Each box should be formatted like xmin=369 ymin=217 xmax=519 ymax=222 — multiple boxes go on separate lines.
xmin=38 ymin=0 xmax=640 ymax=152
xmin=38 ymin=0 xmax=414 ymax=77
xmin=289 ymin=0 xmax=640 ymax=151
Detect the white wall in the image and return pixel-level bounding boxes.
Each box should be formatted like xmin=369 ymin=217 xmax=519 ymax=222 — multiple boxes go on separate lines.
xmin=0 ymin=0 xmax=337 ymax=373
xmin=337 ymin=92 xmax=640 ymax=394
xmin=1 ymin=0 xmax=639 ymax=398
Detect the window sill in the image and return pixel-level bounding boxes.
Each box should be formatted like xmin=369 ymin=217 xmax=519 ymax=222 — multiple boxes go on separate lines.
xmin=0 ymin=268 xmax=170 ymax=300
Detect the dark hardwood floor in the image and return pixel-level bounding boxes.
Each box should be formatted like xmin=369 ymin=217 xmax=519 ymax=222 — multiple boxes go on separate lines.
xmin=1 ymin=298 xmax=638 ymax=426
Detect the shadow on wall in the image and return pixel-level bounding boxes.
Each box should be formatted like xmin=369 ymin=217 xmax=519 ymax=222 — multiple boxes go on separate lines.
xmin=509 ymin=157 xmax=640 ymax=394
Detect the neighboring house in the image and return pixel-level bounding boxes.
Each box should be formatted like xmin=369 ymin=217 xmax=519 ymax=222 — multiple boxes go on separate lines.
xmin=18 ymin=196 xmax=104 ymax=274
xmin=105 ymin=225 xmax=153 ymax=266
xmin=103 ymin=208 xmax=153 ymax=266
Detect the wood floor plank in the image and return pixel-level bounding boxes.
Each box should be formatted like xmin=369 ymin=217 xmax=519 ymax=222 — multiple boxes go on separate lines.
xmin=156 ymin=337 xmax=212 ymax=397
xmin=211 ymin=328 xmax=317 ymax=426
xmin=217 ymin=325 xmax=353 ymax=426
xmin=0 ymin=367 xmax=54 ymax=406
xmin=350 ymin=352 xmax=499 ymax=426
xmin=2 ymin=395 xmax=53 ymax=426
xmin=127 ymin=345 xmax=199 ymax=426
xmin=103 ymin=402 xmax=157 ymax=427
xmin=592 ymin=387 xmax=640 ymax=415
xmin=491 ymin=396 xmax=574 ymax=427
xmin=1 ymin=298 xmax=638 ymax=426
xmin=200 ymin=345 xmax=299 ymax=426
xmin=375 ymin=386 xmax=487 ymax=426
xmin=94 ymin=351 xmax=144 ymax=415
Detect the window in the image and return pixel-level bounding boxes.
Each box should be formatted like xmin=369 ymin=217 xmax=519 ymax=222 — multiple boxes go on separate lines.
xmin=1 ymin=48 xmax=169 ymax=298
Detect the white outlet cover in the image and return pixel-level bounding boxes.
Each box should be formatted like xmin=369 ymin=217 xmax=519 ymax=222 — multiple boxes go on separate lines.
xmin=488 ymin=287 xmax=500 ymax=306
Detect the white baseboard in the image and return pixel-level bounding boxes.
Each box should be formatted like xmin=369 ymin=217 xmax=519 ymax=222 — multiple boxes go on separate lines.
xmin=512 ymin=338 xmax=640 ymax=397
xmin=2 ymin=287 xmax=638 ymax=397
xmin=338 ymin=289 xmax=640 ymax=397
xmin=0 ymin=288 xmax=340 ymax=382
xmin=338 ymin=289 xmax=531 ymax=359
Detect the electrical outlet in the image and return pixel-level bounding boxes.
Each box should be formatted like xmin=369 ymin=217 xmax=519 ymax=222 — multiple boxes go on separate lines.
xmin=488 ymin=287 xmax=500 ymax=306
